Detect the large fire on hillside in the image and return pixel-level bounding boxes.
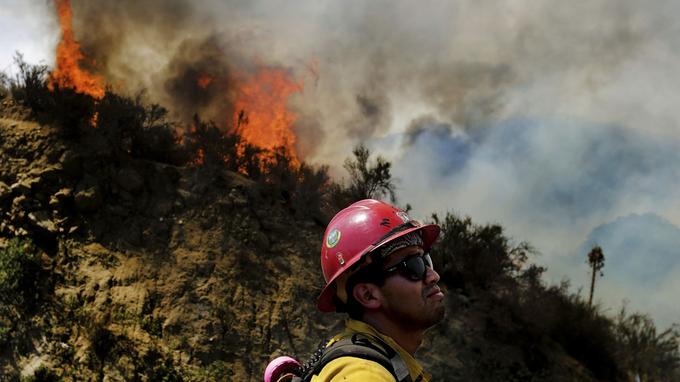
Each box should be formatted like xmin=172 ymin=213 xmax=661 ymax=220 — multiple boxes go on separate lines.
xmin=47 ymin=0 xmax=303 ymax=165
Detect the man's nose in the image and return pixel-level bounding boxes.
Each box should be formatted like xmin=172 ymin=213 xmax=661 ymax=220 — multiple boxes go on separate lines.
xmin=424 ymin=266 xmax=440 ymax=285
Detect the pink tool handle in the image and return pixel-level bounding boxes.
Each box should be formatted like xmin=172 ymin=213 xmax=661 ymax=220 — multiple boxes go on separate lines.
xmin=264 ymin=356 xmax=301 ymax=382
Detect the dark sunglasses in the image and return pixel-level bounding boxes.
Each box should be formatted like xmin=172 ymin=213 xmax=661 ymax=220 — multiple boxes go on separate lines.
xmin=382 ymin=253 xmax=433 ymax=281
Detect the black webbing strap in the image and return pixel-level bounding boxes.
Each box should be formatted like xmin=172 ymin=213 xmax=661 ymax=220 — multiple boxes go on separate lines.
xmin=303 ymin=333 xmax=412 ymax=382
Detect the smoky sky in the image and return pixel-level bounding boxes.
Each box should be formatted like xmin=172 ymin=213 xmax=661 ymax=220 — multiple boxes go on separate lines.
xmin=392 ymin=118 xmax=680 ymax=327
xmin=580 ymin=213 xmax=680 ymax=286
xmin=22 ymin=0 xmax=680 ymax=327
xmin=577 ymin=213 xmax=680 ymax=328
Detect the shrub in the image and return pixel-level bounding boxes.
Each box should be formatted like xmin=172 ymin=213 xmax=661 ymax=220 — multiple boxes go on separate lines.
xmin=8 ymin=54 xmax=185 ymax=162
xmin=9 ymin=53 xmax=52 ymax=113
xmin=0 ymin=238 xmax=42 ymax=312
xmin=239 ymin=145 xmax=333 ymax=221
xmin=261 ymin=148 xmax=332 ymax=220
xmin=614 ymin=307 xmax=680 ymax=381
xmin=516 ymin=283 xmax=621 ymax=379
xmin=8 ymin=53 xmax=96 ymax=136
xmin=291 ymin=163 xmax=332 ymax=220
xmin=96 ymin=92 xmax=186 ymax=164
xmin=87 ymin=320 xmax=116 ymax=362
xmin=0 ymin=71 xmax=10 ymax=98
xmin=21 ymin=365 xmax=60 ymax=382
xmin=234 ymin=143 xmax=266 ymax=178
xmin=182 ymin=115 xmax=242 ymax=169
xmin=47 ymin=87 xmax=98 ymax=137
xmin=0 ymin=325 xmax=9 ymax=349
xmin=338 ymin=144 xmax=396 ymax=204
xmin=140 ymin=348 xmax=183 ymax=382
xmin=430 ymin=212 xmax=534 ymax=291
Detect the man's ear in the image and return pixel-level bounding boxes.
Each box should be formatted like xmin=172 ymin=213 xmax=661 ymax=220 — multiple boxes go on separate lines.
xmin=352 ymin=283 xmax=382 ymax=310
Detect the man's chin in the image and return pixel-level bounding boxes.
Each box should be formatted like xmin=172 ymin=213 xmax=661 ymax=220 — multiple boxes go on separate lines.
xmin=435 ymin=305 xmax=446 ymax=322
xmin=423 ymin=305 xmax=446 ymax=329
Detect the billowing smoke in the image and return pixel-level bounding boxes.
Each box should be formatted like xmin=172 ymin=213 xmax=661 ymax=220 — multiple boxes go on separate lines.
xmin=66 ymin=0 xmax=237 ymax=127
xmin=161 ymin=35 xmax=236 ymax=124
xmin=15 ymin=0 xmax=680 ymax=326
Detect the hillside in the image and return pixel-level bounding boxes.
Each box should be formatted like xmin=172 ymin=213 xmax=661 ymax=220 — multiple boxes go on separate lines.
xmin=0 ymin=102 xmax=337 ymax=380
xmin=1 ymin=91 xmax=677 ymax=381
xmin=0 ymin=96 xmax=599 ymax=381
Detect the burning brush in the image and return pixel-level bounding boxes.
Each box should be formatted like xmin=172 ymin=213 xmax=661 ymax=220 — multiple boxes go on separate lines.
xmin=46 ymin=0 xmax=304 ymax=170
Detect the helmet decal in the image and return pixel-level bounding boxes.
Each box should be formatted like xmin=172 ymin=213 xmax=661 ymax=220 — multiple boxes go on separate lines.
xmin=396 ymin=211 xmax=410 ymax=223
xmin=336 ymin=252 xmax=345 ymax=265
xmin=326 ymin=229 xmax=341 ymax=248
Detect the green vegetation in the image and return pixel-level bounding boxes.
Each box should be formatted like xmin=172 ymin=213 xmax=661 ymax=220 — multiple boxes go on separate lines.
xmin=0 ymin=238 xmax=45 ymax=355
xmin=6 ymin=54 xmax=51 ymax=114
xmin=615 ymin=307 xmax=680 ymax=381
xmin=0 ymin=71 xmax=10 ymax=98
xmin=321 ymin=143 xmax=397 ymax=210
xmin=0 ymin=238 xmax=42 ymax=312
xmin=431 ymin=213 xmax=536 ymax=291
xmin=342 ymin=143 xmax=396 ymax=202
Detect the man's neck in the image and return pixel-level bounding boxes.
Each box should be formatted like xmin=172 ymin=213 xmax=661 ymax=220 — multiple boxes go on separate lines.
xmin=361 ymin=315 xmax=424 ymax=355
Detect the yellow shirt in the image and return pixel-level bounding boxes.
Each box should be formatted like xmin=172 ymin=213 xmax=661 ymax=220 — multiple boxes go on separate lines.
xmin=310 ymin=319 xmax=431 ymax=382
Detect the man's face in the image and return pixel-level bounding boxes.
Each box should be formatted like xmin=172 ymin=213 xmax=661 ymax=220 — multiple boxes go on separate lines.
xmin=377 ymin=245 xmax=445 ymax=330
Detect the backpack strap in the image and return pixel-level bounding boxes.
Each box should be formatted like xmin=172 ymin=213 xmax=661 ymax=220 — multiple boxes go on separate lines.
xmin=301 ymin=333 xmax=412 ymax=382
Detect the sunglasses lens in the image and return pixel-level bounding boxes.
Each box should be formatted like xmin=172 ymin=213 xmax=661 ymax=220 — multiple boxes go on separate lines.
xmin=404 ymin=256 xmax=426 ymax=280
xmin=382 ymin=253 xmax=435 ymax=281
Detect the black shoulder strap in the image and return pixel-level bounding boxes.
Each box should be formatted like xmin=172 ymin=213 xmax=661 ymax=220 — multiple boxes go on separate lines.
xmin=301 ymin=333 xmax=412 ymax=382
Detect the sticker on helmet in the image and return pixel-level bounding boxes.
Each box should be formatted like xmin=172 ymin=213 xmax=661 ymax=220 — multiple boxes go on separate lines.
xmin=396 ymin=211 xmax=410 ymax=223
xmin=336 ymin=252 xmax=345 ymax=265
xmin=326 ymin=229 xmax=341 ymax=248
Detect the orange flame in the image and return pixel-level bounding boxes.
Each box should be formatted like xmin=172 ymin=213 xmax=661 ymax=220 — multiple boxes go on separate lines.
xmin=89 ymin=111 xmax=99 ymax=127
xmin=191 ymin=148 xmax=205 ymax=167
xmin=233 ymin=68 xmax=302 ymax=166
xmin=197 ymin=74 xmax=214 ymax=89
xmin=48 ymin=0 xmax=105 ymax=100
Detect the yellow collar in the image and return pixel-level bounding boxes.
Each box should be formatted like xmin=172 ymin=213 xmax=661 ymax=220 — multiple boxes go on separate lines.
xmin=332 ymin=318 xmax=431 ymax=382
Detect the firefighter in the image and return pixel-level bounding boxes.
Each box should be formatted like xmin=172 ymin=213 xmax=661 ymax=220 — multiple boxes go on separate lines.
xmin=309 ymin=199 xmax=445 ymax=382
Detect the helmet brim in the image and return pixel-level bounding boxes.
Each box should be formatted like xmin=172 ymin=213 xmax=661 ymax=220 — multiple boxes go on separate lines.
xmin=316 ymin=223 xmax=440 ymax=312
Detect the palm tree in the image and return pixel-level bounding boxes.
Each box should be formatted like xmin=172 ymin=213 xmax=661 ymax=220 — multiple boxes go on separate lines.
xmin=587 ymin=246 xmax=605 ymax=307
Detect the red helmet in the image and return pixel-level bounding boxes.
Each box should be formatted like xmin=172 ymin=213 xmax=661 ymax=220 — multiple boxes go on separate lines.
xmin=317 ymin=199 xmax=440 ymax=312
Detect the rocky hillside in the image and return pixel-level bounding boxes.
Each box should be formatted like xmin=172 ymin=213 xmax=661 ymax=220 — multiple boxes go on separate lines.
xmin=0 ymin=99 xmax=341 ymax=381
xmin=1 ymin=95 xmax=674 ymax=381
